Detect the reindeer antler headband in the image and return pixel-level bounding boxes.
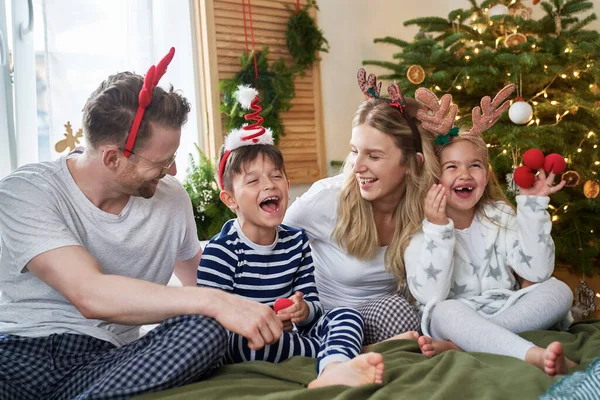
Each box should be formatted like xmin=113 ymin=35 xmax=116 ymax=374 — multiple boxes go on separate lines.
xmin=217 ymin=85 xmax=274 ymax=190
xmin=357 ymin=68 xmax=423 ymax=154
xmin=124 ymin=47 xmax=175 ymax=157
xmin=415 ymin=84 xmax=515 ymax=147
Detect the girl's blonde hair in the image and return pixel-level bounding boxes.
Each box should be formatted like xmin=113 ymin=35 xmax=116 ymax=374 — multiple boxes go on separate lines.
xmin=437 ymin=135 xmax=514 ymax=218
xmin=332 ymin=98 xmax=439 ymax=282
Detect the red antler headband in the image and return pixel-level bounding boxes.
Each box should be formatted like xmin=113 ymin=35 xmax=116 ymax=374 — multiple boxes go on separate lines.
xmin=123 ymin=47 xmax=176 ymax=157
xmin=217 ymin=85 xmax=274 ymax=190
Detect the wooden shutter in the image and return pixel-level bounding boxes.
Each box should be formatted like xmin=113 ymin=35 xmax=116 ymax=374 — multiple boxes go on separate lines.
xmin=194 ymin=0 xmax=326 ymax=183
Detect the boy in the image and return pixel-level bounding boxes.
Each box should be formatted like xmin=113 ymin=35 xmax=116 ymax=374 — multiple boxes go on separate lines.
xmin=197 ymin=86 xmax=385 ymax=387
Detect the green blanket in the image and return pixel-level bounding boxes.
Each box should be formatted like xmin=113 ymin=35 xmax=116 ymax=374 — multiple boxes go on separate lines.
xmin=138 ymin=320 xmax=600 ymax=400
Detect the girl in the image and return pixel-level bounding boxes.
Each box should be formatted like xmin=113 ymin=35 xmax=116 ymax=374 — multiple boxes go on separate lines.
xmin=284 ymin=70 xmax=438 ymax=345
xmin=405 ymin=85 xmax=575 ymax=376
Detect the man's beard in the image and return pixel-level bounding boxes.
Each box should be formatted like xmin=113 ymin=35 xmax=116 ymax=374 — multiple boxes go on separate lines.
xmin=118 ymin=166 xmax=164 ymax=199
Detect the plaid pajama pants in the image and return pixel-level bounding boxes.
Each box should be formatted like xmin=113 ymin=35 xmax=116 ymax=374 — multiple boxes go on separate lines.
xmin=0 ymin=315 xmax=227 ymax=400
xmin=226 ymin=307 xmax=364 ymax=373
xmin=355 ymin=289 xmax=421 ymax=345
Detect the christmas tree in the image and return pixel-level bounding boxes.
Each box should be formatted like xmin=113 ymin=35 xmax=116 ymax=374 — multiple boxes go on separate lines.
xmin=364 ymin=0 xmax=600 ymax=274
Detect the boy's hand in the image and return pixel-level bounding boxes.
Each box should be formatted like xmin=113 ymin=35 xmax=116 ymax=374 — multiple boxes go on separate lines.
xmin=214 ymin=292 xmax=282 ymax=350
xmin=425 ymin=184 xmax=449 ymax=225
xmin=519 ymin=169 xmax=566 ymax=197
xmin=276 ymin=291 xmax=309 ymax=327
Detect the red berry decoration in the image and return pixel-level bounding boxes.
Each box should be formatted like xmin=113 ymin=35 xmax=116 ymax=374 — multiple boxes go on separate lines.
xmin=522 ymin=148 xmax=545 ymax=170
xmin=273 ymin=298 xmax=294 ymax=313
xmin=514 ymin=165 xmax=536 ymax=188
xmin=544 ymin=153 xmax=566 ymax=175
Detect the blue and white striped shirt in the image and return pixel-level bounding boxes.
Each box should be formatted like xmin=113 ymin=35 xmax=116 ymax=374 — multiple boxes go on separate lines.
xmin=197 ymin=219 xmax=324 ymax=327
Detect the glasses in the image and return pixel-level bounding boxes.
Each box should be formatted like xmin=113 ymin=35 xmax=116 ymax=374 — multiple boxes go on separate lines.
xmin=123 ymin=149 xmax=177 ymax=176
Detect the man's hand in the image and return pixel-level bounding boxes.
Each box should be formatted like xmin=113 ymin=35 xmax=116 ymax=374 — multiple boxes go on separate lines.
xmin=276 ymin=291 xmax=309 ymax=330
xmin=425 ymin=184 xmax=449 ymax=225
xmin=212 ymin=292 xmax=283 ymax=350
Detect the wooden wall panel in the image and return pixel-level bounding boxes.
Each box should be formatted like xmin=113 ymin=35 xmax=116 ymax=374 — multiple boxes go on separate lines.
xmin=197 ymin=0 xmax=326 ymax=183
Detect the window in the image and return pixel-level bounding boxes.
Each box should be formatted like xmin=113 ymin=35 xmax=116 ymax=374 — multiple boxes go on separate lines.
xmin=0 ymin=0 xmax=204 ymax=181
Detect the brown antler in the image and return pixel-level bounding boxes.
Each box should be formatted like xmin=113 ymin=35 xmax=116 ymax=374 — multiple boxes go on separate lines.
xmin=469 ymin=84 xmax=516 ymax=136
xmin=415 ymin=88 xmax=458 ymax=136
xmin=357 ymin=68 xmax=382 ymax=99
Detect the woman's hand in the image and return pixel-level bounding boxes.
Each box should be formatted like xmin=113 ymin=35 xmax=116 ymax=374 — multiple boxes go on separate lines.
xmin=519 ymin=169 xmax=566 ymax=196
xmin=425 ymin=184 xmax=449 ymax=225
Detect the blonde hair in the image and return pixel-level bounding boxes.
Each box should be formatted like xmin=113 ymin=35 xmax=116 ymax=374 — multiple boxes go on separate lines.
xmin=332 ymin=98 xmax=439 ymax=282
xmin=437 ymin=135 xmax=514 ymax=219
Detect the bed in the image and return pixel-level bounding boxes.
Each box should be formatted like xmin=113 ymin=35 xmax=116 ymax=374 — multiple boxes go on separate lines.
xmin=138 ymin=320 xmax=600 ymax=400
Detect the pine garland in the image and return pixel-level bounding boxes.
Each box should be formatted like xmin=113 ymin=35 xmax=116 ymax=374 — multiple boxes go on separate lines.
xmin=220 ymin=48 xmax=295 ymax=145
xmin=285 ymin=0 xmax=329 ymax=71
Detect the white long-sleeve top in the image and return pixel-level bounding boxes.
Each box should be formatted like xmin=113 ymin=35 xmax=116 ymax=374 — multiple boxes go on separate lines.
xmin=405 ymin=196 xmax=556 ymax=335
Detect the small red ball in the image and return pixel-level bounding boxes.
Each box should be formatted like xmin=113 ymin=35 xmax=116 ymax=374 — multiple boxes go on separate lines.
xmin=273 ymin=298 xmax=294 ymax=313
xmin=514 ymin=166 xmax=536 ymax=188
xmin=522 ymin=148 xmax=545 ymax=170
xmin=544 ymin=153 xmax=566 ymax=175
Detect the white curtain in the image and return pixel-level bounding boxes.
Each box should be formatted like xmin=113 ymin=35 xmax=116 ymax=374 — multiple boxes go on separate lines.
xmin=42 ymin=0 xmax=200 ymax=180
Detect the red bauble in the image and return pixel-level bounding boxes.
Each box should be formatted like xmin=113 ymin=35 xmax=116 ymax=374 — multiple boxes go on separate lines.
xmin=273 ymin=298 xmax=294 ymax=313
xmin=544 ymin=153 xmax=566 ymax=175
xmin=523 ymin=148 xmax=545 ymax=170
xmin=514 ymin=166 xmax=536 ymax=188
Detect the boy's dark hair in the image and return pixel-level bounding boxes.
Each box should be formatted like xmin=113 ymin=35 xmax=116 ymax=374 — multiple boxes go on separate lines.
xmin=217 ymin=144 xmax=286 ymax=191
xmin=82 ymin=71 xmax=191 ymax=151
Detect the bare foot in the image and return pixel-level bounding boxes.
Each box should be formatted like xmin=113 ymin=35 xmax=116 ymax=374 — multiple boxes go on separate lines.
xmin=417 ymin=336 xmax=462 ymax=357
xmin=308 ymin=352 xmax=385 ymax=388
xmin=362 ymin=331 xmax=419 ymax=352
xmin=526 ymin=342 xmax=577 ymax=376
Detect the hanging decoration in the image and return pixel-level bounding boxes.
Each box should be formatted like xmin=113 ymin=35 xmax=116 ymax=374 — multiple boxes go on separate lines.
xmin=488 ymin=4 xmax=510 ymax=18
xmin=584 ymin=180 xmax=600 ymax=198
xmin=561 ymin=170 xmax=581 ymax=187
xmin=504 ymin=33 xmax=527 ymax=49
xmin=406 ymin=65 xmax=426 ymax=85
xmin=574 ymin=279 xmax=597 ymax=318
xmin=220 ymin=0 xmax=296 ymax=145
xmin=509 ymin=97 xmax=533 ymax=124
xmin=55 ymin=121 xmax=83 ymax=153
xmin=285 ymin=0 xmax=329 ymax=71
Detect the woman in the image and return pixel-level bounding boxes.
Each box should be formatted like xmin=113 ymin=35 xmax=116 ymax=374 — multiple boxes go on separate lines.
xmin=284 ymin=70 xmax=439 ymax=345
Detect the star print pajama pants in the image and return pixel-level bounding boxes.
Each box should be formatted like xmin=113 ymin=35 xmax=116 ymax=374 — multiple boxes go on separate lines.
xmin=428 ymin=278 xmax=573 ymax=359
xmin=0 ymin=315 xmax=227 ymax=400
xmin=355 ymin=288 xmax=422 ymax=345
xmin=226 ymin=307 xmax=364 ymax=374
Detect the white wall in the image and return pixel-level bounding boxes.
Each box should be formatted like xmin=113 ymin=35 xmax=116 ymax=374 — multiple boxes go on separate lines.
xmin=316 ymin=0 xmax=600 ymax=169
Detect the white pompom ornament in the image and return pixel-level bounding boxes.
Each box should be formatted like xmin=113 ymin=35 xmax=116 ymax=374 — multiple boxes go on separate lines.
xmin=488 ymin=4 xmax=510 ymax=18
xmin=508 ymin=97 xmax=533 ymax=125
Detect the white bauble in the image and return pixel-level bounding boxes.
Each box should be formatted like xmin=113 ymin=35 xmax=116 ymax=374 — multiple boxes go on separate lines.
xmin=508 ymin=100 xmax=533 ymax=125
xmin=488 ymin=4 xmax=510 ymax=18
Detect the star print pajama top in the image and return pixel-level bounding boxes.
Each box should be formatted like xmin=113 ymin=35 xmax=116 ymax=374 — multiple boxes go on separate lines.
xmin=405 ymin=196 xmax=556 ymax=337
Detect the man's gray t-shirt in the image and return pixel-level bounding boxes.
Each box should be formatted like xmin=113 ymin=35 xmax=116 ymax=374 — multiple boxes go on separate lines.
xmin=0 ymin=155 xmax=201 ymax=346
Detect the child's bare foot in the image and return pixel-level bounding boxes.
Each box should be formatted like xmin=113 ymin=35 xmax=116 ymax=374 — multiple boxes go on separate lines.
xmin=417 ymin=336 xmax=462 ymax=357
xmin=308 ymin=352 xmax=385 ymax=388
xmin=526 ymin=342 xmax=577 ymax=376
xmin=361 ymin=331 xmax=419 ymax=352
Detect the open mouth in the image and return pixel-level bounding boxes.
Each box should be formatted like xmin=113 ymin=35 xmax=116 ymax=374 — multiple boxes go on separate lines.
xmin=260 ymin=196 xmax=281 ymax=214
xmin=453 ymin=186 xmax=473 ymax=199
xmin=358 ymin=177 xmax=378 ymax=188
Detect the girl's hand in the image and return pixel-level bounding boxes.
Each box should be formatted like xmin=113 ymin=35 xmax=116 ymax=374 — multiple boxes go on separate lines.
xmin=425 ymin=184 xmax=449 ymax=225
xmin=276 ymin=292 xmax=309 ymax=325
xmin=519 ymin=169 xmax=566 ymax=196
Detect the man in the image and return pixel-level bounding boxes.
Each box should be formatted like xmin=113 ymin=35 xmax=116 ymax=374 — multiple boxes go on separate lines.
xmin=0 ymin=49 xmax=282 ymax=399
